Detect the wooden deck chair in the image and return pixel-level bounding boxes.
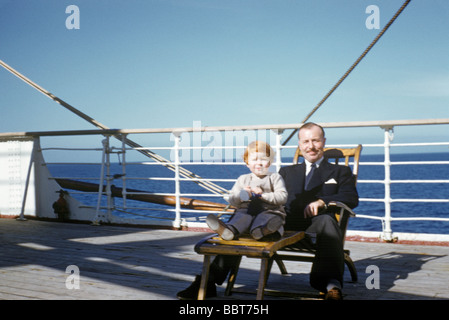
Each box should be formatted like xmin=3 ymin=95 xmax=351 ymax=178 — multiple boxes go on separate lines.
xmin=273 ymin=145 xmax=362 ymax=281
xmin=194 ymin=145 xmax=362 ymax=300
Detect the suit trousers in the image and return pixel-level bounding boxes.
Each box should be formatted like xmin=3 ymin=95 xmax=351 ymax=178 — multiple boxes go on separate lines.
xmin=208 ymin=212 xmax=344 ymax=292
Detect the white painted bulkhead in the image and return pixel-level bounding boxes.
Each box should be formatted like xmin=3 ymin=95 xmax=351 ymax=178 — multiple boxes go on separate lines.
xmin=0 ymin=137 xmax=97 ymax=222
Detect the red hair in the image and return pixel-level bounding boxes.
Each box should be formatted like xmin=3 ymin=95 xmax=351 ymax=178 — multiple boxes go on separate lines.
xmin=243 ymin=141 xmax=275 ymax=164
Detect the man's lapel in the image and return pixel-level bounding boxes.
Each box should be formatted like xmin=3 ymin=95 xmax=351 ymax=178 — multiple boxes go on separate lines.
xmin=306 ymin=159 xmax=335 ymax=191
xmin=296 ymin=162 xmax=307 ymax=191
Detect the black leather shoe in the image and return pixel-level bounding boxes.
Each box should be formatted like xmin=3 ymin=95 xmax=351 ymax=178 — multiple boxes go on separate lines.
xmin=176 ymin=275 xmax=217 ymax=300
xmin=324 ymin=287 xmax=343 ymax=300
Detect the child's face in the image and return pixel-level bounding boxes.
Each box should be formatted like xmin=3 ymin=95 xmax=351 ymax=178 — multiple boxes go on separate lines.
xmin=246 ymin=152 xmax=271 ymax=177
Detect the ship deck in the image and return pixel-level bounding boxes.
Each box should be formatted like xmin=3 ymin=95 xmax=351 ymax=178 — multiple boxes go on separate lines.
xmin=0 ymin=218 xmax=448 ymax=300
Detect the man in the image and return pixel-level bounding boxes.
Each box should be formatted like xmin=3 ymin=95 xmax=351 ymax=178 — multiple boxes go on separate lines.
xmin=177 ymin=122 xmax=359 ymax=300
xmin=279 ymin=122 xmax=359 ymax=299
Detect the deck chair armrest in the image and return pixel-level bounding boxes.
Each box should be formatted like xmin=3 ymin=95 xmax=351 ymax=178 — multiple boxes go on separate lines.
xmin=328 ymin=201 xmax=356 ymax=217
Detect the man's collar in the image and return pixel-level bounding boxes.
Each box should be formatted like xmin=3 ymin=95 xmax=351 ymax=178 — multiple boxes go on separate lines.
xmin=305 ymin=156 xmax=324 ymax=168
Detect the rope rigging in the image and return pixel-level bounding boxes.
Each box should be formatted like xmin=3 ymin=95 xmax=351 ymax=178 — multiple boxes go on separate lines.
xmin=282 ymin=0 xmax=412 ymax=146
xmin=0 ymin=0 xmax=412 ymax=198
xmin=0 ymin=59 xmax=228 ymax=195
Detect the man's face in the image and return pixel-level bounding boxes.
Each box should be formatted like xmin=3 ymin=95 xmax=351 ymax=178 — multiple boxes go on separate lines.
xmin=298 ymin=125 xmax=326 ymax=163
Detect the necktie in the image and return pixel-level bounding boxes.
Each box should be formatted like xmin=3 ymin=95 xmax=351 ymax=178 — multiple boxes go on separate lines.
xmin=305 ymin=163 xmax=316 ymax=190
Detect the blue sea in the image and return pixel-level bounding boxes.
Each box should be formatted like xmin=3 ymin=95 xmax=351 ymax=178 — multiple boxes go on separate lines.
xmin=48 ymin=152 xmax=449 ymax=235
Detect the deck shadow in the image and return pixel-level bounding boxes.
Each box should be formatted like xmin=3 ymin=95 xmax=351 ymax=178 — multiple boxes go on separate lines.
xmin=0 ymin=219 xmax=447 ymax=300
xmin=208 ymin=250 xmax=447 ymax=300
xmin=0 ymin=219 xmax=209 ymax=299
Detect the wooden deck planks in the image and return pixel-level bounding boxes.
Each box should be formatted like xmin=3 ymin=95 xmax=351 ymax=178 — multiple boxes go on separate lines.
xmin=0 ymin=219 xmax=448 ymax=300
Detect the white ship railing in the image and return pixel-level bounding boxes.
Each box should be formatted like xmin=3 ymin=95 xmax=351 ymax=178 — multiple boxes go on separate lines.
xmin=1 ymin=118 xmax=449 ymax=241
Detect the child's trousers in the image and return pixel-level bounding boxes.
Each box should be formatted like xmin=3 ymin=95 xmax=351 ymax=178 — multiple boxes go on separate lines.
xmin=227 ymin=209 xmax=284 ymax=237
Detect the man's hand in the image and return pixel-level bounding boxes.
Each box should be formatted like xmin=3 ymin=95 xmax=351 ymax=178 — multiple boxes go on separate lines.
xmin=304 ymin=199 xmax=326 ymax=218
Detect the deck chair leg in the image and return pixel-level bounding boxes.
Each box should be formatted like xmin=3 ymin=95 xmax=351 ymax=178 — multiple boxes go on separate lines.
xmin=344 ymin=252 xmax=358 ymax=282
xmin=274 ymin=257 xmax=289 ymax=275
xmin=225 ymin=256 xmax=242 ymax=296
xmin=256 ymin=258 xmax=271 ymax=300
xmin=198 ymin=255 xmax=211 ymax=300
xmin=265 ymin=257 xmax=275 ymax=283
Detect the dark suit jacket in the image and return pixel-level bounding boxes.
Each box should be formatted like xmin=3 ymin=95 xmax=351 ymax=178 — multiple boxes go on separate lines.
xmin=279 ymin=159 xmax=359 ymax=231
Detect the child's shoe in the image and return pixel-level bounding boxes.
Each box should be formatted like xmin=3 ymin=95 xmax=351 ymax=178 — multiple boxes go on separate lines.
xmin=206 ymin=214 xmax=236 ymax=241
xmin=250 ymin=216 xmax=283 ymax=240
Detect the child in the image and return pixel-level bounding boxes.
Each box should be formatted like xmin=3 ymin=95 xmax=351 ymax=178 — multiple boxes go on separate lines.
xmin=206 ymin=141 xmax=287 ymax=240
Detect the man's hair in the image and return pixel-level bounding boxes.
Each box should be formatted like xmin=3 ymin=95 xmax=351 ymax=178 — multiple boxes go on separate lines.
xmin=298 ymin=122 xmax=325 ymax=138
xmin=243 ymin=141 xmax=275 ymax=164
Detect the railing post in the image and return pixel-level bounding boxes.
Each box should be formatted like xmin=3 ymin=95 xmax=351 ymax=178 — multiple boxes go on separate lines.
xmin=381 ymin=126 xmax=394 ymax=241
xmin=121 ymin=134 xmax=127 ymax=210
xmin=172 ymin=131 xmax=182 ymax=229
xmin=273 ymin=129 xmax=284 ymax=172
xmin=93 ymin=136 xmax=109 ymax=225
xmin=104 ymin=136 xmax=113 ymax=222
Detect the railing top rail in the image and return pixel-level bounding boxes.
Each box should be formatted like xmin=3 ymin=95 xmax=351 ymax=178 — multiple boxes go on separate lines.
xmin=1 ymin=118 xmax=449 ymax=139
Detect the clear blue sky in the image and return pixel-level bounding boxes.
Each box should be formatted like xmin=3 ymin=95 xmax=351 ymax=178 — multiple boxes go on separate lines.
xmin=1 ymin=0 xmax=448 ymax=159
